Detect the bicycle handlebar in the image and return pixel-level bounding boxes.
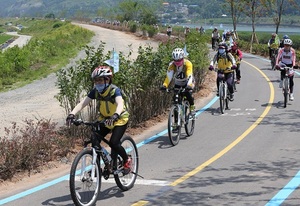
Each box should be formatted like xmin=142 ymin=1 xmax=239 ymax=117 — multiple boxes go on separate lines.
xmin=166 ymin=87 xmax=186 ymax=93
xmin=72 ymin=119 xmax=106 ymax=127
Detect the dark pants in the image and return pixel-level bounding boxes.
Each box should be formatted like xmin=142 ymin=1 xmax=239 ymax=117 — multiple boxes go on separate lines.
xmin=269 ymin=48 xmax=278 ymax=59
xmin=217 ymin=72 xmax=234 ymax=94
xmin=174 ymin=85 xmax=194 ymax=106
xmin=212 ymin=38 xmax=219 ymax=49
xmin=96 ymin=123 xmax=128 ymax=162
xmin=236 ymin=63 xmax=241 ymax=80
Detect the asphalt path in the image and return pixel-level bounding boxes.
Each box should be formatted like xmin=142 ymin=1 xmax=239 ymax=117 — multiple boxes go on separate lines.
xmin=1 ymin=50 xmax=300 ymax=205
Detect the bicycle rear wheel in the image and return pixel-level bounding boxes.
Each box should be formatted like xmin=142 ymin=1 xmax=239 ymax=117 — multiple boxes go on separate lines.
xmin=283 ymin=78 xmax=289 ymax=108
xmin=184 ymin=101 xmax=195 ymax=136
xmin=219 ymin=83 xmax=225 ymax=114
xmin=69 ymin=148 xmax=101 ymax=206
xmin=168 ymin=105 xmax=181 ymax=146
xmin=113 ymin=135 xmax=138 ymax=191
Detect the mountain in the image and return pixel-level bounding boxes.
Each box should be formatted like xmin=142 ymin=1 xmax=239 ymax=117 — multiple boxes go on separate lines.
xmin=0 ymin=0 xmax=117 ymax=18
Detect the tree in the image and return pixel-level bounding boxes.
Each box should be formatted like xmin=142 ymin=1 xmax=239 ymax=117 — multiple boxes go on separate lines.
xmin=239 ymin=0 xmax=266 ymax=52
xmin=44 ymin=13 xmax=55 ymax=19
xmin=262 ymin=0 xmax=300 ymax=34
xmin=225 ymin=0 xmax=243 ymax=39
xmin=118 ymin=0 xmax=141 ymax=22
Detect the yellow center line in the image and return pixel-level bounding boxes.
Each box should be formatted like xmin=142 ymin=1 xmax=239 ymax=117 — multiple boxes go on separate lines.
xmin=133 ymin=61 xmax=274 ymax=205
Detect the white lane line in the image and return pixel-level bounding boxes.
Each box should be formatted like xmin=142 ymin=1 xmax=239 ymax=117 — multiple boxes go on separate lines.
xmin=102 ymin=178 xmax=170 ymax=186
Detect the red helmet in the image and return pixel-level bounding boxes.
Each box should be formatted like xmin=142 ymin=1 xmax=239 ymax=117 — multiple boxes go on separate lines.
xmin=91 ymin=66 xmax=113 ymax=80
xmin=231 ymin=42 xmax=238 ymax=51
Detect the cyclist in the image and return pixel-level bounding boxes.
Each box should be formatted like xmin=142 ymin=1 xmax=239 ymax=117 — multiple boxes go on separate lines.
xmin=228 ymin=42 xmax=243 ymax=84
xmin=222 ymin=31 xmax=234 ymax=48
xmin=66 ymin=66 xmax=132 ymax=174
xmin=184 ymin=27 xmax=190 ymax=38
xmin=279 ymin=34 xmax=289 ymax=48
xmin=268 ymin=33 xmax=280 ymax=60
xmin=167 ymin=25 xmax=172 ymax=37
xmin=275 ymin=38 xmax=297 ymax=101
xmin=160 ymin=48 xmax=196 ymax=114
xmin=211 ymin=27 xmax=220 ymax=49
xmin=209 ymin=42 xmax=237 ymax=101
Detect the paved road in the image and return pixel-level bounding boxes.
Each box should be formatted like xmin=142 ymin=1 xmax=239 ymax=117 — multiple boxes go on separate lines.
xmin=3 ymin=32 xmax=32 ymax=50
xmin=1 ymin=51 xmax=300 ymax=205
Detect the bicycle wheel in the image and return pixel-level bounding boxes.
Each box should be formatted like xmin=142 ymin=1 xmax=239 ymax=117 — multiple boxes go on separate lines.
xmin=69 ymin=148 xmax=101 ymax=206
xmin=114 ymin=135 xmax=138 ymax=191
xmin=168 ymin=105 xmax=181 ymax=146
xmin=225 ymin=86 xmax=230 ymax=110
xmin=184 ymin=100 xmax=195 ymax=136
xmin=271 ymin=56 xmax=275 ymax=70
xmin=283 ymin=78 xmax=289 ymax=108
xmin=219 ymin=83 xmax=225 ymax=114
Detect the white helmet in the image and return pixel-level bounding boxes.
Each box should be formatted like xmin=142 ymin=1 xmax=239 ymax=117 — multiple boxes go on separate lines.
xmin=283 ymin=39 xmax=292 ymax=45
xmin=91 ymin=66 xmax=113 ymax=79
xmin=172 ymin=48 xmax=184 ymax=61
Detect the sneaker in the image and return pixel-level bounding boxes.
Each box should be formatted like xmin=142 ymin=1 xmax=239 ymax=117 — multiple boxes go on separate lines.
xmin=229 ymin=93 xmax=234 ymax=101
xmin=279 ymin=80 xmax=283 ymax=88
xmin=190 ymin=105 xmax=195 ymax=115
xmin=123 ymin=156 xmax=132 ymax=175
xmin=290 ymin=93 xmax=294 ymax=101
xmin=172 ymin=127 xmax=179 ymax=133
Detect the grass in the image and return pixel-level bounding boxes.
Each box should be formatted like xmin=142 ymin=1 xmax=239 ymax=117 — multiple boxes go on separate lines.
xmin=0 ymin=18 xmax=94 ymax=92
xmin=0 ymin=34 xmax=13 ymax=44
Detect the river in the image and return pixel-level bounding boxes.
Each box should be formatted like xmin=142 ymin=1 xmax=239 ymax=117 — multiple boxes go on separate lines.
xmin=179 ymin=23 xmax=299 ymax=34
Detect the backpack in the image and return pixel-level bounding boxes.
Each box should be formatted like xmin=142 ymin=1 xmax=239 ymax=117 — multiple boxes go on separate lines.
xmin=97 ymin=84 xmax=129 ymax=111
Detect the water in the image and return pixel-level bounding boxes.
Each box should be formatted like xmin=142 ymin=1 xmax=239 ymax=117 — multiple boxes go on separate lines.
xmin=180 ymin=23 xmax=300 ymax=34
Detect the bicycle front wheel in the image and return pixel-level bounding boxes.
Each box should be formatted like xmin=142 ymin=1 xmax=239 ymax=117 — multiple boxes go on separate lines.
xmin=114 ymin=135 xmax=138 ymax=191
xmin=184 ymin=100 xmax=195 ymax=136
xmin=69 ymin=148 xmax=101 ymax=206
xmin=283 ymin=78 xmax=289 ymax=108
xmin=219 ymin=83 xmax=225 ymax=114
xmin=168 ymin=105 xmax=181 ymax=146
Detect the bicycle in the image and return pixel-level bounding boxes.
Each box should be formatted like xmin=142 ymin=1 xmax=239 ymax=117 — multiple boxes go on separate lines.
xmin=69 ymin=119 xmax=139 ymax=206
xmin=212 ymin=38 xmax=219 ymax=51
xmin=278 ymin=64 xmax=295 ymax=108
xmin=217 ymin=69 xmax=233 ymax=114
xmin=166 ymin=87 xmax=195 ymax=146
xmin=270 ymin=48 xmax=278 ymax=70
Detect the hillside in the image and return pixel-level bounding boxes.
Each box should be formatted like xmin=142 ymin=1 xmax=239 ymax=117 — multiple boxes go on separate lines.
xmin=0 ymin=0 xmax=299 ymax=26
xmin=0 ymin=0 xmax=116 ymax=18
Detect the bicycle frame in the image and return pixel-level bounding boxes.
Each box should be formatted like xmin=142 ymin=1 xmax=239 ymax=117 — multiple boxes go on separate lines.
xmin=281 ymin=66 xmax=293 ymax=108
xmin=170 ymin=87 xmax=187 ymax=124
xmin=217 ymin=71 xmax=230 ymax=114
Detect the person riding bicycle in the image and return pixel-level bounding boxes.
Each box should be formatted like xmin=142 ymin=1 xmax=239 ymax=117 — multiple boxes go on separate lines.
xmin=212 ymin=27 xmax=220 ymax=49
xmin=268 ymin=33 xmax=280 ymax=59
xmin=66 ymin=65 xmax=132 ymax=174
xmin=275 ymin=38 xmax=297 ymax=101
xmin=167 ymin=25 xmax=172 ymax=37
xmin=223 ymin=31 xmax=234 ymax=47
xmin=279 ymin=34 xmax=289 ymax=48
xmin=160 ymin=48 xmax=196 ymax=114
xmin=209 ymin=42 xmax=237 ymax=101
xmin=228 ymin=42 xmax=243 ymax=84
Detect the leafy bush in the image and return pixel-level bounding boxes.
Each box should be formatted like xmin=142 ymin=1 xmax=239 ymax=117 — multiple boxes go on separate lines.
xmin=0 ymin=119 xmax=73 ymax=181
xmin=55 ymin=31 xmax=209 ymax=127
